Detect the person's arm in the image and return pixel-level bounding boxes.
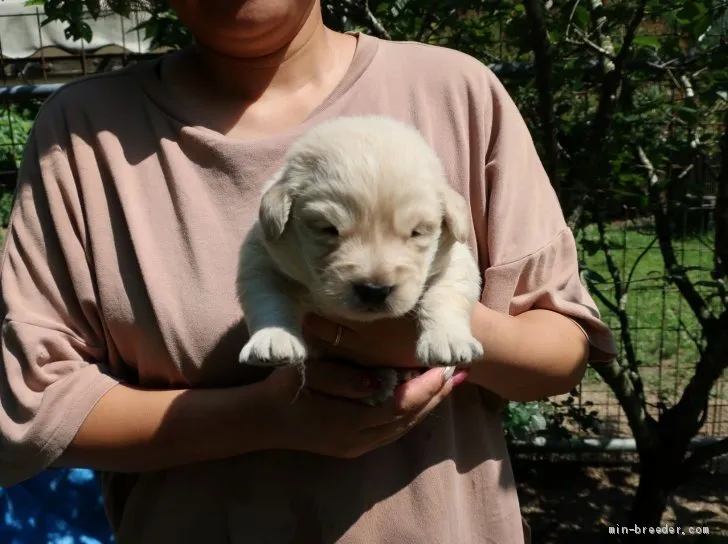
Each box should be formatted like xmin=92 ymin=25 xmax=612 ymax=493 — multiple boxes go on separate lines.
xmin=462 ymin=66 xmax=617 ymax=401
xmin=51 ymin=381 xmax=274 ymax=473
xmin=0 ymin=103 xmax=273 ymax=487
xmin=465 ymin=304 xmax=589 ymax=402
xmin=300 ymin=303 xmax=591 ymax=404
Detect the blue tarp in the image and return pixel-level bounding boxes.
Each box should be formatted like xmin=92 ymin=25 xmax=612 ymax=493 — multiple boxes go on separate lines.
xmin=0 ymin=469 xmax=114 ymax=544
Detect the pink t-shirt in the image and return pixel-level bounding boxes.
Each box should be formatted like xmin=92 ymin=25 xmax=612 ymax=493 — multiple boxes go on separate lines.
xmin=1 ymin=32 xmax=617 ymax=543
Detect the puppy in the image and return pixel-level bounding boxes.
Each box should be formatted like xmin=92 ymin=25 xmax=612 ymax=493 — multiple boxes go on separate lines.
xmin=236 ymin=115 xmax=483 ymax=403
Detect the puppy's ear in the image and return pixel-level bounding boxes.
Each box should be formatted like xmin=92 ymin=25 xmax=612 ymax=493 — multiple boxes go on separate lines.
xmin=259 ymin=168 xmax=300 ymax=241
xmin=440 ymin=184 xmax=471 ymax=244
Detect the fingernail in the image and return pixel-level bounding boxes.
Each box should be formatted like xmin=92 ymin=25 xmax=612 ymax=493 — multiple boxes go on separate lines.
xmin=448 ymin=369 xmax=469 ymax=387
xmin=442 ymin=366 xmax=456 ymax=381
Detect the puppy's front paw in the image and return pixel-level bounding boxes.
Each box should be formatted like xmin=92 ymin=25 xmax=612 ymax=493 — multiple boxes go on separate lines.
xmin=239 ymin=327 xmax=307 ymax=367
xmin=415 ymin=328 xmax=484 ymax=367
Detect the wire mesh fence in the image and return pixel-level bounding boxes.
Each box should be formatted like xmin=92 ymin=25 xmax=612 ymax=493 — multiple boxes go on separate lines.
xmin=0 ymin=1 xmax=165 ymax=195
xmin=0 ymin=0 xmax=166 ymax=85
xmin=0 ymin=4 xmax=726 ymax=452
xmin=574 ymin=202 xmax=726 ymax=441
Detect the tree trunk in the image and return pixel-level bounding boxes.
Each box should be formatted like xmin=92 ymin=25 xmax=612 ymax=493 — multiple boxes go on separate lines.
xmin=625 ymin=451 xmax=680 ymax=542
xmin=629 ymin=466 xmax=670 ymax=527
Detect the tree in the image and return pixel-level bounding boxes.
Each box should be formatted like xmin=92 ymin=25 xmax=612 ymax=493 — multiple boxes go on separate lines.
xmin=517 ymin=1 xmax=728 ymax=529
xmin=24 ymin=0 xmax=728 ymax=534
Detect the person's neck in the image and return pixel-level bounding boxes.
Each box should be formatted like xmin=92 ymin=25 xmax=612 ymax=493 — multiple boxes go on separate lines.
xmin=186 ymin=15 xmax=342 ymax=103
xmin=160 ymin=11 xmax=357 ymax=139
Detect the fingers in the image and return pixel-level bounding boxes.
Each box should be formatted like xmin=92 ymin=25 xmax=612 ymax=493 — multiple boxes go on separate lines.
xmin=392 ymin=366 xmax=454 ymax=411
xmin=302 ymin=313 xmax=356 ymax=350
xmin=357 ymin=367 xmax=460 ymax=429
xmin=357 ymin=368 xmax=465 ymax=448
xmin=302 ymin=358 xmax=385 ymax=401
xmin=271 ymin=363 xmax=467 ymax=459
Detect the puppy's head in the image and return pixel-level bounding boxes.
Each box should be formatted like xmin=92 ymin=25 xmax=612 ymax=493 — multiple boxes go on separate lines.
xmin=258 ymin=116 xmax=471 ymax=321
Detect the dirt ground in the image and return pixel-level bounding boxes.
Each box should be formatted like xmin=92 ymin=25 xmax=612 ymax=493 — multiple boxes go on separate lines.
xmin=513 ymin=459 xmax=728 ymax=543
xmin=521 ymin=361 xmax=728 ymax=542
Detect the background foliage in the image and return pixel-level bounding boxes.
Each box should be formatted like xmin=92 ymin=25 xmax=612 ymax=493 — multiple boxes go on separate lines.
xmin=1 ymin=0 xmax=727 ymax=540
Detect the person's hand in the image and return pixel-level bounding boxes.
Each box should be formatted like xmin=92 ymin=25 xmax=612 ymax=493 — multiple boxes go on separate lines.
xmin=258 ymin=358 xmax=468 ymax=459
xmin=301 ymin=313 xmax=422 ymax=368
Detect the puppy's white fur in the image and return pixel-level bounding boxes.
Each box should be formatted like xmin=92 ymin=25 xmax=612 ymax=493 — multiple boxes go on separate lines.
xmin=236 ymin=115 xmax=483 ymax=402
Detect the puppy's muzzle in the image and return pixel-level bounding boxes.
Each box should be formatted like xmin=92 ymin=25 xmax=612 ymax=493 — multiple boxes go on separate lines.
xmin=352 ymin=282 xmax=395 ymax=306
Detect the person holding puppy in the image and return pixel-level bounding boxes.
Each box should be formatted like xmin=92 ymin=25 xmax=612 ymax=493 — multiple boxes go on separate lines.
xmin=0 ymin=1 xmax=617 ymax=543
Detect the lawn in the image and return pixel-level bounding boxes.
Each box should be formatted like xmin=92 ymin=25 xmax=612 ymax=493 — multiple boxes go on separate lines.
xmin=576 ymin=218 xmax=726 ymax=411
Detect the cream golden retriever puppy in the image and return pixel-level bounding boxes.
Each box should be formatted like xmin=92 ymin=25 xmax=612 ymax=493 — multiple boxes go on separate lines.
xmin=236 ymin=115 xmax=483 ymax=400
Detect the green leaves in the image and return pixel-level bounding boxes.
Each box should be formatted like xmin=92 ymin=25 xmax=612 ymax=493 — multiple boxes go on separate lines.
xmin=632 ymin=35 xmax=662 ymax=49
xmin=83 ymin=0 xmax=100 ymax=20
xmin=131 ymin=8 xmax=193 ymax=49
xmin=503 ymin=402 xmax=548 ymax=441
xmin=0 ymin=107 xmax=33 ymax=171
xmin=666 ymin=0 xmax=726 ymax=44
xmin=27 ymin=0 xmax=93 ymax=42
xmin=676 ymin=0 xmax=708 ymax=22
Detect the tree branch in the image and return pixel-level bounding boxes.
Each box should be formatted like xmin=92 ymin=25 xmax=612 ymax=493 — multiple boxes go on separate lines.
xmin=669 ymin=311 xmax=728 ymax=445
xmin=715 ymin=118 xmax=728 ymax=281
xmin=586 ymin=0 xmax=616 ymax=74
xmin=415 ymin=6 xmax=437 ymax=43
xmin=584 ymin=210 xmax=651 ymax=425
xmin=625 ymin=236 xmax=657 ymax=292
xmin=523 ymin=0 xmax=559 ymax=195
xmin=363 ymin=0 xmax=392 ymax=40
xmin=566 ymin=26 xmax=616 ymax=61
xmin=584 ymin=277 xmax=620 ymax=315
xmin=566 ymin=0 xmax=647 ymax=229
xmin=591 ymin=359 xmax=657 ymax=455
xmin=593 ymin=220 xmax=642 ymax=378
xmin=641 ymin=115 xmax=728 ymax=459
xmin=678 ymin=318 xmax=706 ymax=358
xmin=638 ymin=146 xmax=715 ymax=328
xmin=589 ymin=0 xmax=647 ymax=151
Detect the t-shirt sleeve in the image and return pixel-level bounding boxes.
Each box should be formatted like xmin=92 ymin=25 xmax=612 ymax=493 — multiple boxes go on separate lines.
xmin=0 ymin=105 xmax=119 ymax=487
xmin=476 ymin=69 xmax=618 ymax=363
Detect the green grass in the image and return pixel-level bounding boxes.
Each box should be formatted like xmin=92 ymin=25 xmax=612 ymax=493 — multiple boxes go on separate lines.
xmin=577 ymin=219 xmax=724 ymax=402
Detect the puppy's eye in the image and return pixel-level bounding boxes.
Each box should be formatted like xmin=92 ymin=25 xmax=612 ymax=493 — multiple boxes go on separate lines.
xmin=318 ymin=224 xmax=339 ymax=236
xmin=410 ymin=224 xmax=433 ymax=238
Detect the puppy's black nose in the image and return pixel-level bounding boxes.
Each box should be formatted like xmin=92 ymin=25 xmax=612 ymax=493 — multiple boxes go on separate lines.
xmin=353 ymin=282 xmax=394 ymax=305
